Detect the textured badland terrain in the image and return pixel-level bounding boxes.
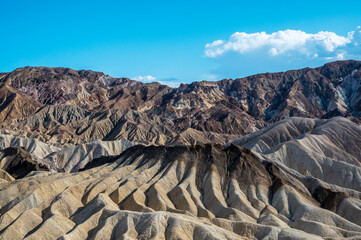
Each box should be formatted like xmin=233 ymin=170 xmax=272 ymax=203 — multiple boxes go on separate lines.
xmin=0 ymin=60 xmax=361 ymax=239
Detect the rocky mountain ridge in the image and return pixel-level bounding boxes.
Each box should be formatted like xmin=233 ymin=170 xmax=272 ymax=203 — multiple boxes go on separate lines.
xmin=0 ymin=60 xmax=360 ymax=145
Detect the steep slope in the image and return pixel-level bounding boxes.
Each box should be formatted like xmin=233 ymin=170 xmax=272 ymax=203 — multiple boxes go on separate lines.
xmin=232 ymin=117 xmax=361 ymax=203
xmin=1 ymin=106 xmax=243 ymax=146
xmin=223 ymin=60 xmax=361 ymax=121
xmin=232 ymin=116 xmax=361 ymax=157
xmin=0 ymin=83 xmax=43 ymax=123
xmin=43 ymin=138 xmax=137 ymax=172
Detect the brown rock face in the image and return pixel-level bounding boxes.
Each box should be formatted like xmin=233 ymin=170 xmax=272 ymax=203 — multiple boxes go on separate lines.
xmin=0 ymin=83 xmax=42 ymax=124
xmin=1 ymin=66 xmax=140 ymax=109
xmin=0 ymin=60 xmax=360 ymax=145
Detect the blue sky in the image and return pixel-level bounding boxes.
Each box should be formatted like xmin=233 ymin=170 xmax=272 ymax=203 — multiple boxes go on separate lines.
xmin=1 ymin=0 xmax=361 ymax=86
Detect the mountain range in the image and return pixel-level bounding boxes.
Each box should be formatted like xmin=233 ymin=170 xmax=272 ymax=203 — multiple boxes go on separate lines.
xmin=0 ymin=60 xmax=361 ymax=239
xmin=0 ymin=60 xmax=360 ymax=146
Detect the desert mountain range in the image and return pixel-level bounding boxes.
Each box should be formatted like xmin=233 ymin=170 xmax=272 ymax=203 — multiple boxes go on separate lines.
xmin=0 ymin=60 xmax=361 ymax=239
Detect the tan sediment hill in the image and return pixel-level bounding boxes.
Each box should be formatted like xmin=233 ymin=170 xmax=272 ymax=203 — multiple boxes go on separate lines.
xmin=232 ymin=117 xmax=361 ymax=191
xmin=0 ymin=143 xmax=361 ymax=239
xmin=232 ymin=116 xmax=361 ymax=156
xmin=43 ymin=138 xmax=137 ymax=172
xmin=0 ymin=117 xmax=361 ymax=239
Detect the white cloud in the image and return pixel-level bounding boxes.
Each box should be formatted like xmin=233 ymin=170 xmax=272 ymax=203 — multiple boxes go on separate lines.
xmin=133 ymin=75 xmax=156 ymax=82
xmin=346 ymin=26 xmax=361 ymax=57
xmin=205 ymin=29 xmax=352 ymax=59
xmin=157 ymin=80 xmax=182 ymax=88
xmin=204 ymin=27 xmax=361 ymax=78
xmin=133 ymin=75 xmax=182 ymax=88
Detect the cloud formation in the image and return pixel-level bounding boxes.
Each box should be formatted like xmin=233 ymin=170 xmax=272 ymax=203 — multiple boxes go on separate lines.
xmin=132 ymin=75 xmax=182 ymax=88
xmin=133 ymin=75 xmax=157 ymax=82
xmin=204 ymin=27 xmax=361 ymax=77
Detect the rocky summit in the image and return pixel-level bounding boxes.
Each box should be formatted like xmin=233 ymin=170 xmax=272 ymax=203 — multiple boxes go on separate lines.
xmin=0 ymin=60 xmax=361 ymax=239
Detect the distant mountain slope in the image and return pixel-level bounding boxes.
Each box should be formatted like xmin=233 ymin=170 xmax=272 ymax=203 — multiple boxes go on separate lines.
xmin=0 ymin=60 xmax=360 ymax=145
xmin=0 ymin=83 xmax=43 ymax=123
xmin=0 ymin=66 xmax=164 ymax=110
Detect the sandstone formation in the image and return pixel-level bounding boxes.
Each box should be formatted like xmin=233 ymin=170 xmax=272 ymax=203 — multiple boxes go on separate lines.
xmin=1 ymin=140 xmax=361 ymax=239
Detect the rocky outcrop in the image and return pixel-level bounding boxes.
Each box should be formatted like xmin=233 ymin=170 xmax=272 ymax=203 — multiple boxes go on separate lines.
xmin=0 ymin=147 xmax=49 ymax=179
